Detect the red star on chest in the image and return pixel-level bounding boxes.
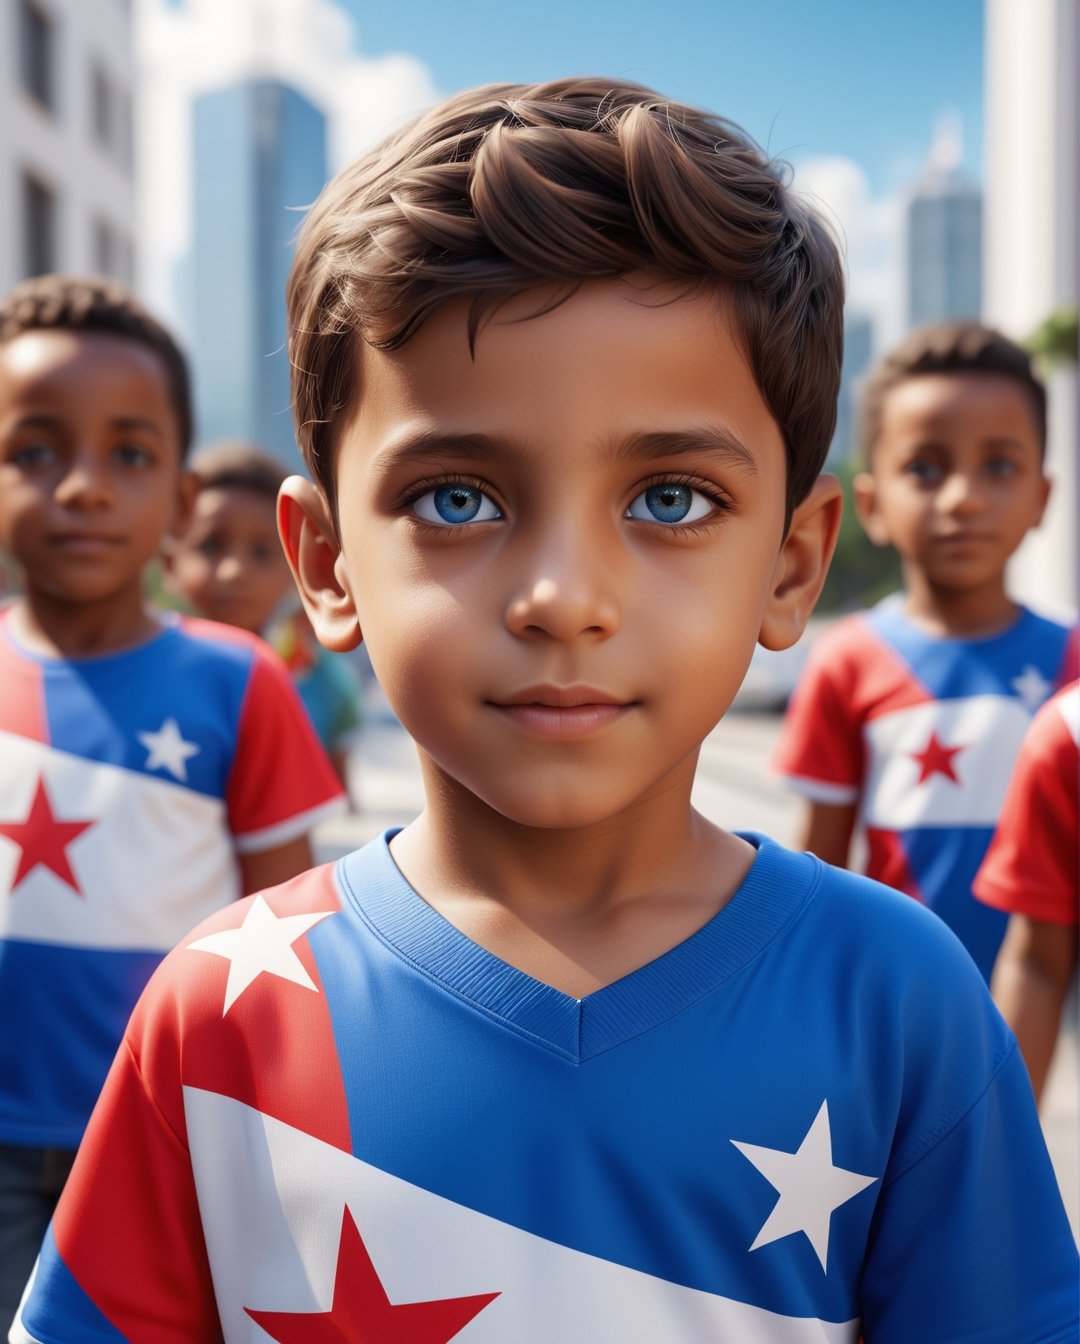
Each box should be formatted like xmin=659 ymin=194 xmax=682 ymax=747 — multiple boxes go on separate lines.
xmin=910 ymin=730 xmax=965 ymax=786
xmin=0 ymin=777 xmax=95 ymax=894
xmin=245 ymin=1206 xmax=500 ymax=1343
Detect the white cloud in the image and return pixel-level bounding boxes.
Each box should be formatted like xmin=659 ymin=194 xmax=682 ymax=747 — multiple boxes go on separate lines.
xmin=791 ymin=155 xmax=907 ymax=353
xmin=134 ymin=0 xmax=440 ymax=332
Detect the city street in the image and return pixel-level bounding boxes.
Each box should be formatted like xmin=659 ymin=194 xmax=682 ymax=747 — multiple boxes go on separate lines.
xmin=316 ymin=697 xmax=1078 ymax=1241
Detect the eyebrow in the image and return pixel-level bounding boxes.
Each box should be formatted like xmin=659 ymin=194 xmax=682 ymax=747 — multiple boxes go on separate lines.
xmin=373 ymin=424 xmax=759 ymax=474
xmin=10 ymin=413 xmax=165 ymax=438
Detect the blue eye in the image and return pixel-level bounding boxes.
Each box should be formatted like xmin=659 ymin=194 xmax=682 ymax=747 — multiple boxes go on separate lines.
xmin=412 ymin=483 xmax=501 ymax=525
xmin=626 ymin=483 xmax=713 ymax=525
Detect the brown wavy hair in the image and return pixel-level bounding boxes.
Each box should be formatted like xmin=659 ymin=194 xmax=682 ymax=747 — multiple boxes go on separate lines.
xmin=288 ymin=77 xmax=844 ymax=527
xmin=0 ymin=274 xmax=194 ymax=458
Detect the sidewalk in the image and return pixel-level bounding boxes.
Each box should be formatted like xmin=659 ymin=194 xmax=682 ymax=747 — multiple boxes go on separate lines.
xmin=315 ymin=703 xmax=1079 ymax=1241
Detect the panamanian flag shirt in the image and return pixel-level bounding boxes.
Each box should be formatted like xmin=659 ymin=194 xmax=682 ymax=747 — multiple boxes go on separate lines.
xmin=0 ymin=609 xmax=345 ymax=1149
xmin=15 ymin=832 xmax=1078 ymax=1342
xmin=773 ymin=597 xmax=1072 ymax=980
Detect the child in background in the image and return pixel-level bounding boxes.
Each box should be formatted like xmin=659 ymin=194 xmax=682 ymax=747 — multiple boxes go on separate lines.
xmin=15 ymin=85 xmax=1076 ymax=1342
xmin=0 ymin=276 xmax=345 ymax=1332
xmin=167 ymin=440 xmax=363 ymax=789
xmin=774 ymin=322 xmax=1071 ymax=982
xmin=975 ymin=679 xmax=1079 ymax=1103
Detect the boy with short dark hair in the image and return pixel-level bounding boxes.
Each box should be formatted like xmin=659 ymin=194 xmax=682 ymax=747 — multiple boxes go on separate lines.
xmin=774 ymin=321 xmax=1071 ymax=982
xmin=15 ymin=86 xmax=1076 ymax=1343
xmin=0 ymin=275 xmax=345 ymax=1331
xmin=167 ymin=440 xmax=363 ymax=785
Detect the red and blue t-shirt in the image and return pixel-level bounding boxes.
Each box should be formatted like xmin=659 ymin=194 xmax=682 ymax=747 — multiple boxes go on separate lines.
xmin=0 ymin=610 xmax=345 ymax=1148
xmin=773 ymin=598 xmax=1072 ymax=979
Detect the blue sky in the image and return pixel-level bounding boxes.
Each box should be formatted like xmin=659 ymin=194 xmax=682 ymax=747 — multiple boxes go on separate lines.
xmin=340 ymin=0 xmax=984 ymax=194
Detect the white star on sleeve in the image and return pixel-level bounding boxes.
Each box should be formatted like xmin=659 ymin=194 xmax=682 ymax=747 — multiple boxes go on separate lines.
xmin=138 ymin=717 xmax=201 ymax=782
xmin=188 ymin=894 xmax=335 ymax=1014
xmin=1011 ymin=664 xmax=1051 ymax=712
xmin=732 ymin=1100 xmax=878 ymax=1272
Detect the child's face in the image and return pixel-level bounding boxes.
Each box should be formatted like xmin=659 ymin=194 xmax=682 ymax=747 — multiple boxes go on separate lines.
xmin=0 ymin=330 xmax=189 ymax=611
xmin=286 ymin=280 xmax=835 ymax=830
xmin=169 ymin=486 xmax=293 ymax=635
xmin=855 ymin=373 xmax=1050 ymax=591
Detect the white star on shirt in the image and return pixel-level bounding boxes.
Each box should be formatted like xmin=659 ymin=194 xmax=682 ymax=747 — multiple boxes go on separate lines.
xmin=732 ymin=1100 xmax=878 ymax=1272
xmin=1012 ymin=664 xmax=1052 ymax=712
xmin=138 ymin=717 xmax=201 ymax=782
xmin=188 ymin=894 xmax=335 ymax=1014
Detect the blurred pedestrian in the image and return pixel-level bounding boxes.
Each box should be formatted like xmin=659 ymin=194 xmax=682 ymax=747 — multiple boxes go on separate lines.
xmin=0 ymin=275 xmax=345 ymax=1332
xmin=774 ymin=322 xmax=1072 ymax=980
xmin=165 ymin=440 xmax=364 ymax=791
xmin=975 ymin=678 xmax=1079 ymax=1103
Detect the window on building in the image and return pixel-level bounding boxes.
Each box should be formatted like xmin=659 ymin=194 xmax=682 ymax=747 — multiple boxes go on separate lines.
xmin=92 ymin=217 xmax=114 ymax=277
xmin=92 ymin=63 xmax=112 ymax=152
xmin=22 ymin=172 xmax=57 ymax=278
xmin=19 ymin=0 xmax=54 ymax=112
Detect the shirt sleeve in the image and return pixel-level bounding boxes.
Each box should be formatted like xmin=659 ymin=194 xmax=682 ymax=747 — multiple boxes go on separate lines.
xmin=772 ymin=624 xmax=865 ymax=804
xmin=13 ymin=1006 xmax=223 ymax=1341
xmin=227 ymin=641 xmax=347 ymax=853
xmin=859 ymin=1043 xmax=1079 ymax=1343
xmin=974 ymin=688 xmax=1079 ymax=924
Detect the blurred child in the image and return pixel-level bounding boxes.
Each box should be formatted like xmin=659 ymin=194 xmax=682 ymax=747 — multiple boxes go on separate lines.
xmin=975 ymin=679 xmax=1079 ymax=1103
xmin=774 ymin=323 xmax=1072 ymax=981
xmin=16 ymin=87 xmax=1076 ymax=1343
xmin=167 ymin=440 xmax=364 ymax=787
xmin=0 ymin=276 xmax=345 ymax=1331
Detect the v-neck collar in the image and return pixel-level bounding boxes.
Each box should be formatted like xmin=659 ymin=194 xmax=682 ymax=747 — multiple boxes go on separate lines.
xmin=335 ymin=830 xmax=819 ymax=1062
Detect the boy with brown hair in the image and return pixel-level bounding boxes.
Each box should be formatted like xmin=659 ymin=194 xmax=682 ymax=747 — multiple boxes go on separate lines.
xmin=774 ymin=321 xmax=1071 ymax=983
xmin=15 ymin=85 xmax=1076 ymax=1343
xmin=0 ymin=276 xmax=345 ymax=1332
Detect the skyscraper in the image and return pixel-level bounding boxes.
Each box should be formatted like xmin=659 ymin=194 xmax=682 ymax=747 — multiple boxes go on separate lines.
xmin=905 ymin=119 xmax=982 ymax=331
xmin=190 ymin=77 xmax=327 ymax=467
xmin=828 ymin=311 xmax=873 ymax=464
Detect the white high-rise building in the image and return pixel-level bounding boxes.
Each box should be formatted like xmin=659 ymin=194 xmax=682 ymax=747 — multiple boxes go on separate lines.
xmin=984 ymin=0 xmax=1078 ymax=615
xmin=905 ymin=117 xmax=983 ymax=331
xmin=0 ymin=0 xmax=135 ymax=295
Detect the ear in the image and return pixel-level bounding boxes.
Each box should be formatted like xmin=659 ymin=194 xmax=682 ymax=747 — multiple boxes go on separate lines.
xmin=758 ymin=474 xmax=843 ymax=651
xmin=277 ymin=476 xmax=362 ymax=652
xmin=852 ymin=470 xmax=891 ymax=547
xmin=1032 ymin=472 xmax=1053 ymax=528
xmin=169 ymin=469 xmax=197 ymax=541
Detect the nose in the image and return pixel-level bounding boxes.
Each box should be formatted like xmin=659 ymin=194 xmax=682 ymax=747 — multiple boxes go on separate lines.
xmin=936 ymin=469 xmax=985 ymax=516
xmin=215 ymin=554 xmax=244 ymax=584
xmin=503 ymin=524 xmax=622 ymax=642
xmin=53 ymin=454 xmax=113 ymax=510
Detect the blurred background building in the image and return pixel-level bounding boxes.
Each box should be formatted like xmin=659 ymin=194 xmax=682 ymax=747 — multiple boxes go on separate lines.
xmin=0 ymin=0 xmax=135 ymax=295
xmin=188 ymin=77 xmax=327 ymax=468
xmin=984 ymin=0 xmax=1078 ymax=614
xmin=905 ymin=117 xmax=982 ymax=329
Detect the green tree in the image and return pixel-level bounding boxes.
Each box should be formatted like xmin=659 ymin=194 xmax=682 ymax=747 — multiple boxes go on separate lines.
xmin=817 ymin=462 xmax=901 ymax=614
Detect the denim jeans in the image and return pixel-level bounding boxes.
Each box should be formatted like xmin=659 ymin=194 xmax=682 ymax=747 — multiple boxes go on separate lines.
xmin=0 ymin=1143 xmax=76 ymax=1336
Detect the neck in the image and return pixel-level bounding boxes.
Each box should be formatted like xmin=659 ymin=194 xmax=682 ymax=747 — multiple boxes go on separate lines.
xmin=10 ymin=586 xmax=161 ymax=659
xmin=900 ymin=566 xmax=1019 ymax=639
xmin=388 ymin=754 xmax=754 ymax=998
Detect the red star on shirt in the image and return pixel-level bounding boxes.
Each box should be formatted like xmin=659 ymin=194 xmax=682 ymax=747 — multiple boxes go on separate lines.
xmin=0 ymin=777 xmax=94 ymax=893
xmin=910 ymin=730 xmax=965 ymax=786
xmin=245 ymin=1206 xmax=500 ymax=1343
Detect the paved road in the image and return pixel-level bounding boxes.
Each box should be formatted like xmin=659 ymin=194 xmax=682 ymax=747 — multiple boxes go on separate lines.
xmin=315 ymin=702 xmax=1078 ymax=1240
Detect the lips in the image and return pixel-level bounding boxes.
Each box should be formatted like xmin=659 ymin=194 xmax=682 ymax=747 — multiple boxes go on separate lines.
xmin=488 ymin=686 xmax=634 ymax=739
xmin=50 ymin=532 xmax=123 ymax=550
xmin=495 ymin=685 xmax=628 ymax=709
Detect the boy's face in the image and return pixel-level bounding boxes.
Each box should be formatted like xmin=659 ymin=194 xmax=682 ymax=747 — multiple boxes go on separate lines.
xmin=285 ymin=280 xmax=837 ymax=830
xmin=855 ymin=373 xmax=1050 ymax=591
xmin=168 ymin=485 xmax=293 ymax=635
xmin=0 ymin=330 xmax=189 ymax=610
